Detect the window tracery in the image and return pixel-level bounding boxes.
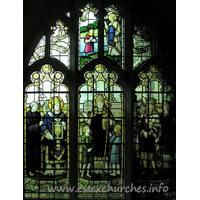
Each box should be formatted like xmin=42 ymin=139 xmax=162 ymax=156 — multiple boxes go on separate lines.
xmin=24 ymin=1 xmax=175 ymax=199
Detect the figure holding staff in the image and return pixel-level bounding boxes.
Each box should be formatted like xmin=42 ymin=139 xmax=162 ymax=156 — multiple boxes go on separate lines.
xmin=88 ymin=94 xmax=115 ymax=176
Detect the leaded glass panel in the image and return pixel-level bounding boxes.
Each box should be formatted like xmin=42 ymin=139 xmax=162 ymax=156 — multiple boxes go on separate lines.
xmin=28 ymin=36 xmax=46 ymax=66
xmin=104 ymin=5 xmax=124 ymax=68
xmin=78 ymin=64 xmax=124 ymax=198
xmin=24 ymin=64 xmax=70 ymax=199
xmin=50 ymin=20 xmax=70 ymax=68
xmin=132 ymin=65 xmax=175 ymax=199
xmin=133 ymin=26 xmax=151 ymax=69
xmin=79 ymin=3 xmax=98 ymax=69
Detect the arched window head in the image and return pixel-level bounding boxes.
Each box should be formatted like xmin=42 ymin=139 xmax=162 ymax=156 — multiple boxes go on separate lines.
xmin=135 ymin=65 xmax=174 ymax=103
xmin=28 ymin=36 xmax=46 ymax=66
xmin=28 ymin=19 xmax=70 ymax=68
xmin=26 ymin=64 xmax=69 ymax=94
xmin=79 ymin=3 xmax=125 ymax=70
xmin=50 ymin=20 xmax=70 ymax=68
xmin=104 ymin=4 xmax=124 ymax=68
xmin=79 ymin=2 xmax=99 ymax=69
xmin=133 ymin=26 xmax=152 ymax=69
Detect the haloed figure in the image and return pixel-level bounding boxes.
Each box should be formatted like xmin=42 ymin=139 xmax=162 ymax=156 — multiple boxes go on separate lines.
xmin=41 ymin=96 xmax=67 ymax=176
xmin=109 ymin=124 xmax=122 ymax=176
xmin=81 ymin=125 xmax=93 ymax=178
xmin=104 ymin=13 xmax=122 ymax=56
xmin=26 ymin=101 xmax=43 ymax=176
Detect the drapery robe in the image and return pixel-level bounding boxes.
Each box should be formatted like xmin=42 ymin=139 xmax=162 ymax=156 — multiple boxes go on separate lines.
xmin=26 ymin=110 xmax=41 ymax=174
xmin=88 ymin=106 xmax=114 ymax=157
xmin=41 ymin=111 xmax=67 ymax=160
xmin=84 ymin=35 xmax=96 ymax=53
xmin=138 ymin=115 xmax=158 ymax=160
xmin=105 ymin=20 xmax=122 ymax=56
xmin=81 ymin=134 xmax=93 ymax=164
xmin=109 ymin=134 xmax=121 ymax=164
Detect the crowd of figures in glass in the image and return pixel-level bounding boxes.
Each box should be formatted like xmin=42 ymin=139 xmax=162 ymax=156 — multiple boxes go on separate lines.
xmin=104 ymin=5 xmax=124 ymax=68
xmin=78 ymin=64 xmax=124 ymax=198
xmin=79 ymin=3 xmax=98 ymax=69
xmin=24 ymin=64 xmax=70 ymax=199
xmin=50 ymin=19 xmax=70 ymax=68
xmin=133 ymin=26 xmax=151 ymax=69
xmin=133 ymin=65 xmax=175 ymax=197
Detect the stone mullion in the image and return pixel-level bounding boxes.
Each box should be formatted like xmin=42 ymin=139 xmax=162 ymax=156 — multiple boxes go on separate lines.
xmin=124 ymin=0 xmax=133 ymax=199
xmin=69 ymin=1 xmax=79 ymax=199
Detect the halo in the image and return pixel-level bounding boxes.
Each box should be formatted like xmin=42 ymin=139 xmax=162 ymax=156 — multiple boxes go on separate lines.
xmin=93 ymin=94 xmax=108 ymax=107
xmin=48 ymin=96 xmax=64 ymax=111
xmin=108 ymin=13 xmax=117 ymax=21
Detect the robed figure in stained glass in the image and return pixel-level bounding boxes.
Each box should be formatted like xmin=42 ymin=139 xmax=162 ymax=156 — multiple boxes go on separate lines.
xmin=109 ymin=124 xmax=122 ymax=176
xmin=41 ymin=96 xmax=67 ymax=176
xmin=104 ymin=13 xmax=122 ymax=56
xmin=84 ymin=29 xmax=97 ymax=53
xmin=81 ymin=125 xmax=93 ymax=178
xmin=138 ymin=99 xmax=159 ymax=175
xmin=26 ymin=101 xmax=43 ymax=176
xmin=88 ymin=94 xmax=115 ymax=173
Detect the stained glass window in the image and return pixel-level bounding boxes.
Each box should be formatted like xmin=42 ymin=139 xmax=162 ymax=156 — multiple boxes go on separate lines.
xmin=28 ymin=18 xmax=70 ymax=68
xmin=132 ymin=65 xmax=175 ymax=199
xmin=79 ymin=3 xmax=98 ymax=69
xmin=24 ymin=1 xmax=176 ymax=199
xmin=133 ymin=26 xmax=151 ymax=69
xmin=24 ymin=64 xmax=70 ymax=199
xmin=104 ymin=5 xmax=124 ymax=68
xmin=78 ymin=64 xmax=124 ymax=198
xmin=28 ymin=36 xmax=46 ymax=66
xmin=50 ymin=20 xmax=70 ymax=68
